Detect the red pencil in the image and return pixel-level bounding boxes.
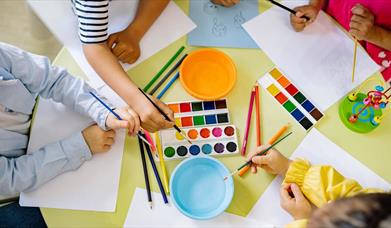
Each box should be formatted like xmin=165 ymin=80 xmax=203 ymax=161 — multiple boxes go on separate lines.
xmin=241 ymin=88 xmax=256 ymax=156
xmin=255 ymin=84 xmax=261 ymax=146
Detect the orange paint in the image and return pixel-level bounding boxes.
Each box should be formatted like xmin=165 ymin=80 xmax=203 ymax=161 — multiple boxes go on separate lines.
xmin=277 ymin=75 xmax=290 ymax=88
xmin=187 ymin=129 xmax=198 ymax=139
xmin=168 ymin=104 xmax=180 ymax=113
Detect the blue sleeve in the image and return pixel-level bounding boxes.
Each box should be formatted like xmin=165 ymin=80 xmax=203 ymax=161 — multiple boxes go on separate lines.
xmin=0 ymin=42 xmax=112 ymax=130
xmin=0 ymin=132 xmax=91 ymax=195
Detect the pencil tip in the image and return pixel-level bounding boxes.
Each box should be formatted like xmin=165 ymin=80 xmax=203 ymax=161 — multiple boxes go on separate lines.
xmin=149 ymin=202 xmax=153 ymax=209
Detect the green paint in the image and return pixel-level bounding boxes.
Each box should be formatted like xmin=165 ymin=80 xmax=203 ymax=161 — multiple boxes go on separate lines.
xmin=293 ymin=92 xmax=306 ymax=104
xmin=164 ymin=147 xmax=176 ymax=158
xmin=283 ymin=100 xmax=296 ymax=112
xmin=193 ymin=115 xmax=205 ymax=125
xmin=191 ymin=102 xmax=203 ymax=111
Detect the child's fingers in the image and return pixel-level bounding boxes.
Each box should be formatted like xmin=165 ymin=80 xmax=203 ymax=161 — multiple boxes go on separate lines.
xmin=351 ymin=4 xmax=371 ymax=18
xmin=349 ymin=28 xmax=364 ymax=40
xmin=112 ymin=43 xmax=126 ymax=57
xmin=251 ymin=164 xmax=257 ymax=173
xmin=104 ymin=137 xmax=115 ymax=145
xmin=246 ymin=145 xmax=270 ymax=161
xmin=280 ymin=184 xmax=293 ymax=201
xmin=290 ymin=183 xmax=304 ymax=200
xmin=251 ymin=154 xmax=270 ymax=165
xmin=107 ymin=34 xmax=118 ymax=49
xmin=127 ymin=108 xmax=140 ymax=136
xmin=104 ymin=129 xmax=116 ymax=138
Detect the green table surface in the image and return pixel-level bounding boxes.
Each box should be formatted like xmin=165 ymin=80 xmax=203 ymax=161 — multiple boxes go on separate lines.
xmin=41 ymin=1 xmax=390 ymax=227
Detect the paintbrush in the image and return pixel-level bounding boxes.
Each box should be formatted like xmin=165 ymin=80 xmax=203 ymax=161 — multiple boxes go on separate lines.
xmin=267 ymin=0 xmax=310 ymax=21
xmin=224 ymin=132 xmax=292 ymax=180
xmin=138 ymin=88 xmax=192 ymax=144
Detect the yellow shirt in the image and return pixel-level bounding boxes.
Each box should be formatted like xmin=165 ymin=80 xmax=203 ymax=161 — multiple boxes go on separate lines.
xmin=283 ymin=159 xmax=383 ymax=228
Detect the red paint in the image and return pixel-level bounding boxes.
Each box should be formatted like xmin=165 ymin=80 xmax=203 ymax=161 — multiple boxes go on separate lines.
xmin=224 ymin=126 xmax=235 ymax=136
xmin=286 ymin=84 xmax=299 ymax=96
xmin=200 ymin=128 xmax=210 ymax=138
xmin=275 ymin=92 xmax=288 ymax=104
xmin=179 ymin=103 xmax=191 ymax=112
xmin=181 ymin=117 xmax=193 ymax=127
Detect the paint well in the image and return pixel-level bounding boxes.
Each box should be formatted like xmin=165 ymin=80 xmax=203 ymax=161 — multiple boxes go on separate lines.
xmin=270 ymin=68 xmax=282 ymax=79
xmin=202 ymin=144 xmax=212 ymax=154
xmin=215 ymin=100 xmax=227 ymax=109
xmin=299 ymin=117 xmax=313 ymax=130
xmin=214 ymin=143 xmax=225 ymax=153
xmin=302 ymin=100 xmax=315 ymax=112
xmin=180 ymin=103 xmax=191 ymax=112
xmin=283 ymin=100 xmax=296 ymax=112
xmin=277 ymin=75 xmax=290 ymax=88
xmin=226 ymin=142 xmax=237 ymax=152
xmin=286 ymin=84 xmax=299 ymax=96
xmin=169 ymin=104 xmax=180 ymax=113
xmin=175 ymin=118 xmax=182 ymax=127
xmin=177 ymin=146 xmax=188 ymax=157
xmin=181 ymin=117 xmax=193 ymax=127
xmin=293 ymin=92 xmax=306 ymax=104
xmin=224 ymin=126 xmax=235 ymax=136
xmin=203 ymin=101 xmax=215 ymax=110
xmin=275 ymin=92 xmax=288 ymax=104
xmin=212 ymin=127 xmax=223 ymax=137
xmin=189 ymin=145 xmax=200 ymax=155
xmin=267 ymin=84 xmax=280 ymax=96
xmin=200 ymin=128 xmax=210 ymax=138
xmin=176 ymin=132 xmax=184 ymax=140
xmin=291 ymin=108 xmax=305 ymax=121
xmin=164 ymin=147 xmax=175 ymax=157
xmin=205 ymin=115 xmax=217 ymax=124
xmin=191 ymin=102 xmax=203 ymax=111
xmin=217 ymin=113 xmax=229 ymax=123
xmin=187 ymin=129 xmax=198 ymax=139
xmin=193 ymin=116 xmax=205 ymax=126
xmin=310 ymin=108 xmax=324 ymax=121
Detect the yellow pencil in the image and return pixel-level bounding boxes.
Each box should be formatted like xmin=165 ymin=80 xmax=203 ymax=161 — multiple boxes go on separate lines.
xmin=352 ymin=39 xmax=358 ymax=83
xmin=155 ymin=133 xmax=169 ymax=194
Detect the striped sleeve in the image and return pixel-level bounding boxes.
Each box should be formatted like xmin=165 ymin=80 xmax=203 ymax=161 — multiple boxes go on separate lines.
xmin=73 ymin=0 xmax=109 ymax=44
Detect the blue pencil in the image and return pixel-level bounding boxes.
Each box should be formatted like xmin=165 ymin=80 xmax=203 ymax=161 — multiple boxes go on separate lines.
xmin=89 ymin=92 xmax=151 ymax=146
xmin=157 ymin=72 xmax=180 ymax=99
xmin=142 ymin=133 xmax=169 ymax=204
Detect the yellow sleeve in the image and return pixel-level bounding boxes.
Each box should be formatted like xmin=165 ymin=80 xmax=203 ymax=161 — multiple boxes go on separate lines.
xmin=283 ymin=159 xmax=381 ymax=208
xmin=285 ymin=219 xmax=307 ymax=228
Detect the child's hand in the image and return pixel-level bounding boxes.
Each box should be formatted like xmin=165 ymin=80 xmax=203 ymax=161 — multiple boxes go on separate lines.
xmin=107 ymin=28 xmax=141 ymax=64
xmin=82 ymin=124 xmax=116 ymax=154
xmin=105 ymin=107 xmax=141 ymax=137
xmin=280 ymin=183 xmax=312 ymax=220
xmin=211 ymin=0 xmax=240 ymax=7
xmin=349 ymin=4 xmax=377 ymax=41
xmin=290 ymin=5 xmax=320 ymax=32
xmin=247 ymin=146 xmax=291 ymax=176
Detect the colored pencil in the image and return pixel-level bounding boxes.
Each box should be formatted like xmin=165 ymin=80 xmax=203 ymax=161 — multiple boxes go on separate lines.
xmin=255 ymin=84 xmax=261 ymax=147
xmin=142 ymin=134 xmax=169 ymax=204
xmin=143 ymin=46 xmax=185 ymax=93
xmin=149 ymin=54 xmax=188 ymax=95
xmin=241 ymin=88 xmax=256 ymax=156
xmin=352 ymin=39 xmax=358 ymax=83
xmin=267 ymin=0 xmax=310 ymax=21
xmin=155 ymin=133 xmax=170 ymax=193
xmin=225 ymin=132 xmax=292 ymax=180
xmin=138 ymin=88 xmax=192 ymax=144
xmin=137 ymin=136 xmax=152 ymax=209
xmin=143 ymin=130 xmax=156 ymax=153
xmin=239 ymin=123 xmax=290 ymax=177
xmin=157 ymin=72 xmax=180 ymax=99
xmin=89 ymin=92 xmax=151 ymax=147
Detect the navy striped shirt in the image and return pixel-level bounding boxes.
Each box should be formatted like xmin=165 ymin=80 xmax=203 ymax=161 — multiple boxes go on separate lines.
xmin=73 ymin=0 xmax=109 ymax=44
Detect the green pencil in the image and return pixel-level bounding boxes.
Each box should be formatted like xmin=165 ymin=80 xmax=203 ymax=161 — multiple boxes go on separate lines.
xmin=224 ymin=132 xmax=293 ymax=180
xmin=143 ymin=46 xmax=185 ymax=92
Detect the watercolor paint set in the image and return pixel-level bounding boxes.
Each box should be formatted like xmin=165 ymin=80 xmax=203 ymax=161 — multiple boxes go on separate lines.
xmin=159 ymin=125 xmax=239 ymax=160
xmin=168 ymin=99 xmax=230 ymax=127
xmin=259 ymin=68 xmax=324 ymax=130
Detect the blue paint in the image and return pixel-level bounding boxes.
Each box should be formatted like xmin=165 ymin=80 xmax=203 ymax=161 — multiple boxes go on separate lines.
xmin=302 ymin=100 xmax=315 ymax=112
xmin=291 ymin=109 xmax=305 ymax=121
xmin=189 ymin=145 xmax=201 ymax=155
xmin=205 ymin=115 xmax=217 ymax=124
xmin=203 ymin=101 xmax=215 ymax=110
xmin=202 ymin=144 xmax=212 ymax=154
xmin=170 ymin=156 xmax=234 ymax=220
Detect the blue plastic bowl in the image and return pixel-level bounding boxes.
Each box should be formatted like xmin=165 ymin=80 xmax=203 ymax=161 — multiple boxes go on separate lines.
xmin=170 ymin=156 xmax=234 ymax=220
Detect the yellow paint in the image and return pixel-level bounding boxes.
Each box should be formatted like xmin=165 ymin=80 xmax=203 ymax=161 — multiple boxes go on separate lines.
xmin=175 ymin=131 xmax=184 ymax=141
xmin=267 ymin=84 xmax=280 ymax=96
xmin=269 ymin=68 xmax=282 ymax=79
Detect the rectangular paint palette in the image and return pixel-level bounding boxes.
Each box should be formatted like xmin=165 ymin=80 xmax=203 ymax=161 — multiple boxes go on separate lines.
xmin=168 ymin=99 xmax=230 ymax=127
xmin=158 ymin=125 xmax=239 ymax=160
xmin=259 ymin=68 xmax=324 ymax=130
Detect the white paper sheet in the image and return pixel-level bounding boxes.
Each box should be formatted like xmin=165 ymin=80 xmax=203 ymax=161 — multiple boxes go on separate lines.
xmin=19 ymin=88 xmax=126 ymax=212
xmin=27 ymin=0 xmax=196 ymax=88
xmin=247 ymin=129 xmax=391 ymax=226
xmin=243 ymin=1 xmax=380 ymax=111
xmin=124 ymin=188 xmax=271 ymax=227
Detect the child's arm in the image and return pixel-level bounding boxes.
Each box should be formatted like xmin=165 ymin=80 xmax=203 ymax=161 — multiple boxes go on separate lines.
xmin=107 ymin=0 xmax=170 ymax=63
xmin=350 ymin=4 xmax=391 ymax=51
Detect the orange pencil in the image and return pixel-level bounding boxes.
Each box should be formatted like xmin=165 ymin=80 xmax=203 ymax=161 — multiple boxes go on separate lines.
xmin=255 ymin=84 xmax=261 ymax=147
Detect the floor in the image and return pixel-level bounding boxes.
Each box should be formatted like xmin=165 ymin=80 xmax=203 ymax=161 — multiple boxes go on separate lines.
xmin=0 ymin=0 xmax=61 ymax=60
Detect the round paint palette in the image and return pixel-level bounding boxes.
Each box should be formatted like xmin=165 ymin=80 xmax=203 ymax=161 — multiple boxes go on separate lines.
xmin=180 ymin=49 xmax=237 ymax=100
xmin=170 ymin=156 xmax=234 ymax=220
